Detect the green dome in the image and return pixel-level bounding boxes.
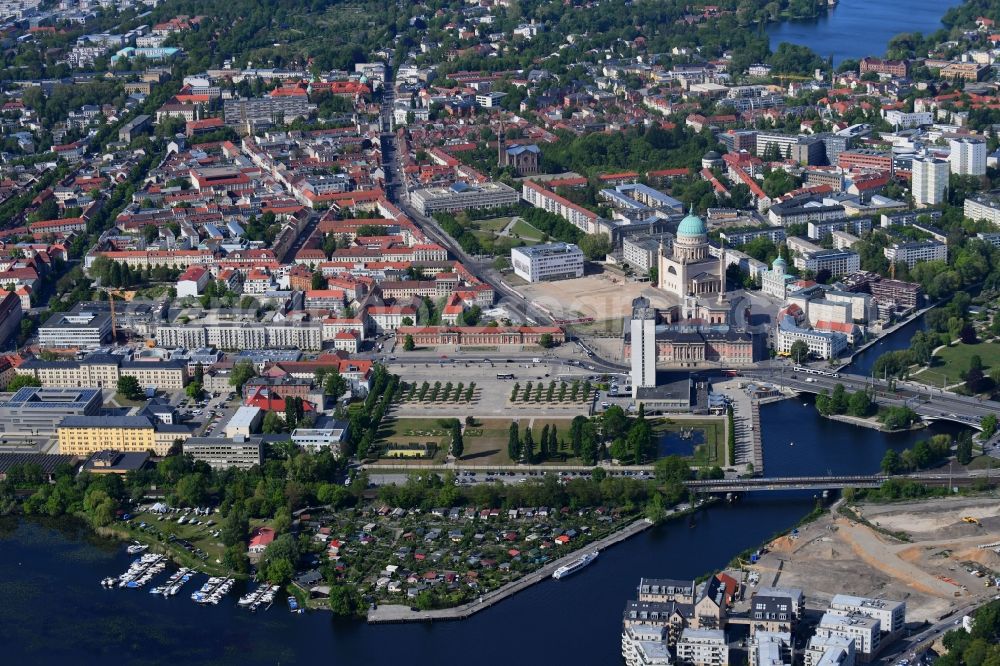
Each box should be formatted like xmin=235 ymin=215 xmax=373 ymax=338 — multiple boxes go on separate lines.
xmin=772 ymin=256 xmax=787 ymax=270
xmin=677 ymin=208 xmax=706 ymax=237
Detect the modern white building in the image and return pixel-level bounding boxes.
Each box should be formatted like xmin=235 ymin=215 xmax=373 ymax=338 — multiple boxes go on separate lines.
xmin=883 ymin=110 xmax=933 ymax=129
xmin=816 ymin=613 xmax=880 ymax=659
xmin=750 ymin=632 xmax=792 ymax=666
xmin=804 ymin=634 xmax=856 ymax=666
xmin=622 ymin=624 xmax=672 ymax=666
xmin=290 ymin=426 xmax=349 ymax=454
xmin=676 ymin=628 xmax=729 ymax=666
xmin=792 ymin=249 xmax=860 ymax=276
xmin=224 ymin=406 xmax=263 ymax=438
xmin=949 ymin=136 xmax=987 ymax=176
xmin=828 ymin=595 xmax=905 ymax=635
xmin=910 ymin=157 xmax=949 ymax=206
xmin=630 ymin=297 xmax=657 ymax=397
xmin=883 ymin=241 xmax=947 ymax=268
xmin=176 ymin=265 xmax=210 ymax=298
xmin=510 ymin=242 xmax=584 ymax=282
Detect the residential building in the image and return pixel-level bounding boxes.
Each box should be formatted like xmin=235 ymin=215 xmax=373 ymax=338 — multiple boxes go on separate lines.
xmin=949 ymin=136 xmax=987 ymax=176
xmin=815 ymin=613 xmax=880 ymax=660
xmin=622 ymin=624 xmax=673 ymax=666
xmin=910 ymin=157 xmax=949 ymax=206
xmin=748 ymin=587 xmax=805 ymax=636
xmin=522 ymin=180 xmax=601 ymax=235
xmin=883 ymin=241 xmax=946 ymax=268
xmin=883 ymin=110 xmax=931 ymax=128
xmin=755 ymin=132 xmax=825 ymax=164
xmin=17 ymin=356 xmax=187 ymax=390
xmin=804 ymin=634 xmax=856 ymax=666
xmin=676 ymin=628 xmax=728 ymax=666
xmin=720 ymin=227 xmax=786 ymax=246
xmin=963 ymin=193 xmax=1000 ymax=225
xmin=177 ymin=265 xmax=210 ymax=298
xmin=630 ymin=297 xmax=657 ymax=397
xmin=623 ymin=234 xmax=674 ymax=273
xmin=807 ymin=218 xmax=872 ymax=241
xmin=511 ymin=243 xmax=585 ymax=282
xmin=409 ymin=181 xmax=519 ymax=216
xmin=793 ymin=249 xmax=860 ymax=276
xmin=183 ymin=436 xmax=263 ymax=470
xmin=750 ymin=632 xmax=792 ymax=666
xmin=859 ymin=57 xmax=907 ymax=77
xmin=828 ymin=595 xmax=905 ymax=636
xmin=777 ymin=310 xmax=848 ymax=359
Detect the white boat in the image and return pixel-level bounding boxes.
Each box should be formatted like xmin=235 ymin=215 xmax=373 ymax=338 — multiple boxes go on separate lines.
xmin=552 ymin=551 xmax=599 ymax=580
xmin=126 ymin=542 xmax=149 ymax=555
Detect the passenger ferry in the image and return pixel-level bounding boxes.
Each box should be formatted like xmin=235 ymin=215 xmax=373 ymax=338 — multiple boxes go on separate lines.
xmin=552 ymin=551 xmax=598 ymax=579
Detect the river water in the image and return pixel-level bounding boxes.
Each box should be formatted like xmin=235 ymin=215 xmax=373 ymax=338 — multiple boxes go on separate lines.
xmin=766 ymin=0 xmax=963 ymax=64
xmin=2 ymin=392 xmax=968 ymax=665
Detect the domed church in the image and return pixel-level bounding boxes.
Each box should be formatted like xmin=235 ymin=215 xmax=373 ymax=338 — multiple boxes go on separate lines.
xmin=657 ymin=207 xmax=725 ymax=301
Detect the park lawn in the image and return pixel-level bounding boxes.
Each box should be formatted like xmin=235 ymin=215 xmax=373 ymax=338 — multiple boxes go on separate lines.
xmin=509 ymin=219 xmax=545 ymax=240
xmin=456 ymin=418 xmax=516 ymax=465
xmin=913 ymin=340 xmax=1000 ymax=386
xmin=471 ymin=217 xmax=512 ymax=232
xmin=376 ymin=416 xmax=451 ymax=460
xmin=654 ymin=418 xmax=726 ymax=467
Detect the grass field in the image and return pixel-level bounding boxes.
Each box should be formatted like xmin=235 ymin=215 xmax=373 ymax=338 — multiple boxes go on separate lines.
xmin=912 ymin=341 xmax=1000 ymax=386
xmin=377 ymin=416 xmax=451 ymax=461
xmin=509 ymin=219 xmax=545 ymax=240
xmin=471 ymin=217 xmax=512 ymax=232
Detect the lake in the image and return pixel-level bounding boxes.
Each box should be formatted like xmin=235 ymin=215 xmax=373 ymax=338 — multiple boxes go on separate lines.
xmin=766 ymin=0 xmax=964 ymax=64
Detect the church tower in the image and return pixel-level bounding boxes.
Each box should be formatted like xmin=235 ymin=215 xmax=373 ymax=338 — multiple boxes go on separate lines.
xmin=718 ymin=237 xmax=726 ymax=303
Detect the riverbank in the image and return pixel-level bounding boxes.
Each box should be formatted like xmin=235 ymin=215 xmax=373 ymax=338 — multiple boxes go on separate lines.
xmin=368 ymin=516 xmax=656 ymax=623
xmin=746 ymin=495 xmax=1000 ymax=623
xmin=824 ymin=412 xmax=928 ymax=433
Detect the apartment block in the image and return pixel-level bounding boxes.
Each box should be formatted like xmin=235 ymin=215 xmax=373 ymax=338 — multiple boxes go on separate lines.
xmin=183 ymin=436 xmax=263 ymax=470
xmin=883 ymin=241 xmax=947 ymax=268
xmin=676 ymin=628 xmax=729 ymax=666
xmin=511 ymin=243 xmax=585 ymax=282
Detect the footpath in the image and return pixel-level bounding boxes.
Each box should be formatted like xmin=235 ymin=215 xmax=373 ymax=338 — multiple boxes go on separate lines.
xmin=367 ymin=517 xmax=654 ymax=624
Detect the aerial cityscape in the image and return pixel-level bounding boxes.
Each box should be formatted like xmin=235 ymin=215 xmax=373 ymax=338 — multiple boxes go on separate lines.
xmin=0 ymin=0 xmax=998 ymax=663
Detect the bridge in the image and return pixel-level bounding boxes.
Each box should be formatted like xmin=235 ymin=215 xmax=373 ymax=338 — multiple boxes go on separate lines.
xmin=739 ymin=368 xmax=996 ymax=431
xmin=685 ymin=474 xmax=887 ymax=492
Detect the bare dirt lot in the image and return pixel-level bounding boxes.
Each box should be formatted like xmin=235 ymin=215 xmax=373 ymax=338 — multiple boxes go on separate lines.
xmin=516 ymin=272 xmax=677 ymax=322
xmin=744 ymin=496 xmax=1000 ymax=623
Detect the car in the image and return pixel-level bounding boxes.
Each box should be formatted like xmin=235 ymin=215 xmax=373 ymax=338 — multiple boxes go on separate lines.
xmin=600 ymin=401 xmax=610 ymax=408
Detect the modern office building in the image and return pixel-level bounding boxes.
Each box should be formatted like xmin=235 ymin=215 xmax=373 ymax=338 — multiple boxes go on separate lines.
xmin=0 ymin=387 xmax=103 ymax=445
xmin=410 ymin=181 xmax=519 ymax=216
xmin=510 ymin=243 xmax=585 ymax=282
xmin=183 ymin=436 xmax=263 ymax=470
xmin=910 ymin=157 xmax=948 ymax=206
xmin=290 ymin=425 xmax=349 ymax=454
xmin=38 ymin=305 xmax=112 ymax=349
xmin=948 ymin=136 xmax=987 ymax=176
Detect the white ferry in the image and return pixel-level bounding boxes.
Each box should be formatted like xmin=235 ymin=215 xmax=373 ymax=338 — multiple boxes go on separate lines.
xmin=552 ymin=551 xmax=598 ymax=580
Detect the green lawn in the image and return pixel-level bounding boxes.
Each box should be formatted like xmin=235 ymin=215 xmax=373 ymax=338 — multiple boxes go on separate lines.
xmin=509 ymin=219 xmax=545 ymax=240
xmin=471 ymin=217 xmax=512 ymax=232
xmin=912 ymin=341 xmax=1000 ymax=386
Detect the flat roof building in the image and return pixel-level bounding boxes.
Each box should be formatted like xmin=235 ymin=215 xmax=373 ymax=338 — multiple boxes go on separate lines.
xmin=183 ymin=436 xmax=263 ymax=470
xmin=39 ymin=306 xmax=112 ymax=349
xmin=510 ymin=242 xmax=585 ymax=282
xmin=0 ymin=387 xmax=103 ymax=446
xmin=410 ymin=181 xmax=519 ymax=216
xmin=225 ymin=406 xmax=263 ymax=438
xmin=676 ymin=628 xmax=728 ymax=666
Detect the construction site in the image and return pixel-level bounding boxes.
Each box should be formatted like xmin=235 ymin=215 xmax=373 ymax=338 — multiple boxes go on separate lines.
xmin=741 ymin=496 xmax=1000 ymax=623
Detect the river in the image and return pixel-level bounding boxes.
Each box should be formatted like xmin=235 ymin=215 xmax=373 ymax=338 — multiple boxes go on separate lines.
xmin=1 ymin=391 xmax=969 ymax=665
xmin=766 ymin=0 xmax=964 ymax=64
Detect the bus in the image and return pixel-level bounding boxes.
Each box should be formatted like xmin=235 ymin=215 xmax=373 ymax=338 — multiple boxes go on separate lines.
xmin=497 ymin=373 xmax=515 ymax=380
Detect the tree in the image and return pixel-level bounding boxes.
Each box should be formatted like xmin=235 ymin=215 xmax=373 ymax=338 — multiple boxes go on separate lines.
xmin=311 ymin=271 xmax=326 ymax=290
xmin=328 ymin=584 xmax=360 ymax=617
xmin=403 ymin=334 xmax=415 ymax=351
xmin=7 ymin=375 xmax=42 ymax=392
xmin=539 ymin=424 xmax=550 ymax=460
xmin=507 ymin=422 xmax=520 ymax=461
xmin=538 ymin=333 xmax=553 ymax=349
xmin=522 ymin=426 xmax=535 ymax=464
xmin=578 ymin=233 xmax=612 ymax=260
xmin=451 ymin=420 xmax=464 ymax=459
xmin=185 ymin=382 xmax=204 ymax=400
xmin=173 ymin=473 xmax=208 ymax=506
xmin=324 ymin=369 xmax=347 ymax=403
xmin=262 ymin=410 xmax=285 ymax=434
xmin=117 ymin=375 xmax=143 ymax=400
xmin=789 ymin=340 xmax=809 ymax=364
xmin=956 ymin=431 xmax=974 ymax=466
xmin=847 ymin=390 xmax=872 ymax=418
xmin=655 ymin=455 xmax=692 ymax=484
xmin=880 ymin=449 xmax=902 ymax=475
xmin=222 ymin=544 xmax=251 ymax=574
xmin=229 ymin=360 xmax=257 ymax=389
xmin=603 ymin=405 xmax=627 ymax=440
xmin=981 ymin=413 xmax=998 ymax=440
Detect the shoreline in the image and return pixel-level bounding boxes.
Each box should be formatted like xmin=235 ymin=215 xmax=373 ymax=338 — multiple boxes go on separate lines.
xmin=822 ymin=412 xmax=927 ymax=433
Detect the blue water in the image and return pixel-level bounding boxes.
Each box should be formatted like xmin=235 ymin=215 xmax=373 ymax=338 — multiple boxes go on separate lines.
xmin=767 ymin=0 xmax=963 ymax=64
xmin=657 ymin=428 xmax=705 ymax=457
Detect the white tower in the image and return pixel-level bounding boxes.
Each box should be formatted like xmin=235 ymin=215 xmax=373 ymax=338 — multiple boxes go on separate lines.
xmin=630 ymin=296 xmax=657 ymax=397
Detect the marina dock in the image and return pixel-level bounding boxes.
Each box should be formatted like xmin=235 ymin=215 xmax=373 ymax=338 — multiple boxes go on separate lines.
xmin=367 ymin=518 xmax=654 ymax=624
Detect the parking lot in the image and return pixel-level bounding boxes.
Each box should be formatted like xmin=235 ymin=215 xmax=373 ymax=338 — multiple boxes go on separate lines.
xmin=168 ymin=390 xmax=243 ymax=437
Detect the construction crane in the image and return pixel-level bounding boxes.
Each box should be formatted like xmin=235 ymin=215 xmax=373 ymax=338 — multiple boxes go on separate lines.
xmin=97 ymin=287 xmax=126 ymax=342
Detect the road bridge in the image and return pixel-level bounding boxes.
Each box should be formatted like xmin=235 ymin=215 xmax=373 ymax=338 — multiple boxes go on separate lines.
xmin=739 ymin=368 xmax=995 ymax=430
xmin=685 ymin=475 xmax=887 ymax=492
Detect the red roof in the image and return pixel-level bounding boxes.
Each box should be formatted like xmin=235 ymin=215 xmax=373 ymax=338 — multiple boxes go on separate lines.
xmin=249 ymin=527 xmax=275 ymax=549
